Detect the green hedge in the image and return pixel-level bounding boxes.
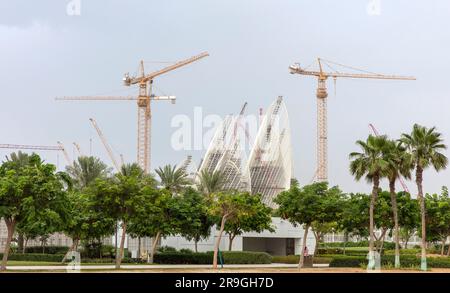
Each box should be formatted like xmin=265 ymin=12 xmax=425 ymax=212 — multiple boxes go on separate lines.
xmin=317 ymin=248 xmax=369 ymax=256
xmin=329 ymin=255 xmax=450 ymax=268
xmin=272 ymin=255 xmax=332 ymax=264
xmin=24 ymin=246 xmax=69 ymax=255
xmin=154 ymin=251 xmax=272 ymax=264
xmin=0 ymin=253 xmax=65 ymax=262
xmin=320 ymin=241 xmax=395 ymax=250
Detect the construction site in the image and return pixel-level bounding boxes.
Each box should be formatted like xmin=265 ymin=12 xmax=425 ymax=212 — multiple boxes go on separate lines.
xmin=0 ymin=49 xmax=417 ymax=256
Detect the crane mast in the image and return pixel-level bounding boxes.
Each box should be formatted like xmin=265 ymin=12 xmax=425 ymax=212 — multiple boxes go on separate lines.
xmin=89 ymin=118 xmax=122 ymax=172
xmin=290 ymin=58 xmax=415 ymax=182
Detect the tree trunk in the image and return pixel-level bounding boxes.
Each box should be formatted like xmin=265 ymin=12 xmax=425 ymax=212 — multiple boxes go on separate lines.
xmin=115 ymin=222 xmax=127 ymax=269
xmin=22 ymin=238 xmax=28 ymax=254
xmin=389 ymin=178 xmax=401 ymax=268
xmin=312 ymin=230 xmax=320 ymax=256
xmin=137 ymin=236 xmax=141 ymax=260
xmin=368 ymin=175 xmax=380 ymax=270
xmin=447 ymin=242 xmax=450 ymax=257
xmin=416 ymin=166 xmax=427 ymax=271
xmin=194 ymin=240 xmax=198 ymax=253
xmin=1 ymin=219 xmax=16 ymax=271
xmin=228 ymin=234 xmax=235 ymax=251
xmin=298 ymin=224 xmax=310 ymax=269
xmin=149 ymin=231 xmax=161 ymax=264
xmin=213 ymin=215 xmax=227 ymax=269
xmin=18 ymin=233 xmax=24 ymax=254
xmin=379 ymin=229 xmax=387 ymax=253
xmin=441 ymin=238 xmax=446 ymax=256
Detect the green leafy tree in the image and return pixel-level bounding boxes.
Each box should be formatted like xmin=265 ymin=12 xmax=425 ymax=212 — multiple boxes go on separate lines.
xmin=127 ymin=188 xmax=177 ymax=263
xmin=274 ymin=182 xmax=343 ymax=268
xmin=396 ymin=191 xmax=420 ymax=249
xmin=339 ymin=193 xmax=370 ymax=240
xmin=89 ymin=164 xmax=153 ymax=269
xmin=66 ymin=156 xmax=111 ymax=190
xmin=424 ymin=188 xmax=450 ymax=255
xmin=223 ymin=193 xmax=274 ymax=251
xmin=0 ymin=153 xmax=68 ymax=271
xmin=177 ymin=188 xmax=215 ymax=252
xmin=207 ymin=191 xmax=254 ymax=269
xmin=155 ymin=164 xmax=190 ymax=194
xmin=61 ymin=190 xmax=115 ymax=262
xmin=401 ymin=124 xmax=448 ymax=270
xmin=349 ymin=134 xmax=390 ymax=269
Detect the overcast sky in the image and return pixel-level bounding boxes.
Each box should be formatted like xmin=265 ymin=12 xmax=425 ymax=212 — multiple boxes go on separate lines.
xmin=1 ymin=0 xmax=449 ymax=195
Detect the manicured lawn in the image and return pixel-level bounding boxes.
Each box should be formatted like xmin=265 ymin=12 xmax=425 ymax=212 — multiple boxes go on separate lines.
xmin=6 ymin=261 xmax=64 ymax=266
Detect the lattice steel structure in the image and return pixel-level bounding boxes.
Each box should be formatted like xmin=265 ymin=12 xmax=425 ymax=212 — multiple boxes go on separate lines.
xmin=246 ymin=96 xmax=292 ymax=207
xmin=197 ymin=104 xmax=250 ymax=192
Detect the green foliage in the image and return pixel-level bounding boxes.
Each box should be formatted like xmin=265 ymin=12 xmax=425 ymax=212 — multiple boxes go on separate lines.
xmin=197 ymin=169 xmax=226 ymax=195
xmin=223 ymin=193 xmax=274 ymax=246
xmin=272 ymin=255 xmax=332 ymax=264
xmin=0 ymin=253 xmax=65 ymax=262
xmin=423 ymin=189 xmax=450 ymax=242
xmin=275 ymin=182 xmax=344 ymax=228
xmin=329 ymin=254 xmax=450 ymax=268
xmin=155 ymin=164 xmax=190 ymax=194
xmin=66 ymin=156 xmax=111 ymax=190
xmin=177 ymin=188 xmax=215 ymax=249
xmin=0 ymin=153 xmax=69 ymax=269
xmin=157 ymin=246 xmax=177 ymax=253
xmin=153 ymin=251 xmax=272 ymax=264
xmin=24 ymin=246 xmax=69 ymax=254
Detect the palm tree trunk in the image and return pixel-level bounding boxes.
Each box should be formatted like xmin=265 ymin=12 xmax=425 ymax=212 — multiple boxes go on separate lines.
xmin=416 ymin=166 xmax=427 ymax=271
xmin=389 ymin=178 xmax=401 ymax=268
xmin=298 ymin=224 xmax=310 ymax=269
xmin=115 ymin=222 xmax=127 ymax=269
xmin=149 ymin=231 xmax=161 ymax=264
xmin=213 ymin=215 xmax=227 ymax=269
xmin=1 ymin=219 xmax=16 ymax=271
xmin=368 ymin=175 xmax=380 ymax=270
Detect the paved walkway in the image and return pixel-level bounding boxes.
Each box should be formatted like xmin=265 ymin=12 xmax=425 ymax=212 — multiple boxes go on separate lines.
xmin=6 ymin=263 xmax=328 ymax=271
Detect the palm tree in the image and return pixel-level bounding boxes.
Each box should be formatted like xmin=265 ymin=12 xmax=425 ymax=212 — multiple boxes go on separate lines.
xmin=4 ymin=151 xmax=31 ymax=168
xmin=383 ymin=140 xmax=413 ymax=268
xmin=349 ymin=134 xmax=390 ymax=269
xmin=400 ymin=124 xmax=448 ymax=270
xmin=66 ymin=156 xmax=110 ymax=190
xmin=196 ymin=169 xmax=226 ymax=195
xmin=155 ymin=164 xmax=189 ymax=194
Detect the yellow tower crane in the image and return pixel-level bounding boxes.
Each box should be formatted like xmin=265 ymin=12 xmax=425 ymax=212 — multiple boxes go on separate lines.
xmin=289 ymin=58 xmax=416 ymax=182
xmin=56 ymin=52 xmax=209 ymax=173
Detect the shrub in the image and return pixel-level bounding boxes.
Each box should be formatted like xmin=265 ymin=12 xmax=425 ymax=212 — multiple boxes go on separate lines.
xmin=329 ymin=254 xmax=450 ymax=268
xmin=179 ymin=248 xmax=194 ymax=254
xmin=272 ymin=255 xmax=332 ymax=264
xmin=153 ymin=251 xmax=272 ymax=264
xmin=319 ymin=241 xmax=395 ymax=250
xmin=317 ymin=248 xmax=369 ymax=256
xmin=24 ymin=246 xmax=69 ymax=255
xmin=157 ymin=246 xmax=177 ymax=253
xmin=221 ymin=251 xmax=272 ymax=264
xmin=0 ymin=253 xmax=65 ymax=262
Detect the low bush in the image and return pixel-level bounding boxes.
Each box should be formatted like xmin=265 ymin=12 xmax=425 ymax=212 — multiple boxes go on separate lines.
xmin=317 ymin=248 xmax=369 ymax=256
xmin=24 ymin=246 xmax=69 ymax=255
xmin=0 ymin=253 xmax=65 ymax=262
xmin=319 ymin=241 xmax=395 ymax=250
xmin=157 ymin=246 xmax=177 ymax=253
xmin=272 ymin=255 xmax=332 ymax=264
xmin=154 ymin=251 xmax=272 ymax=264
xmin=329 ymin=254 xmax=450 ymax=268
